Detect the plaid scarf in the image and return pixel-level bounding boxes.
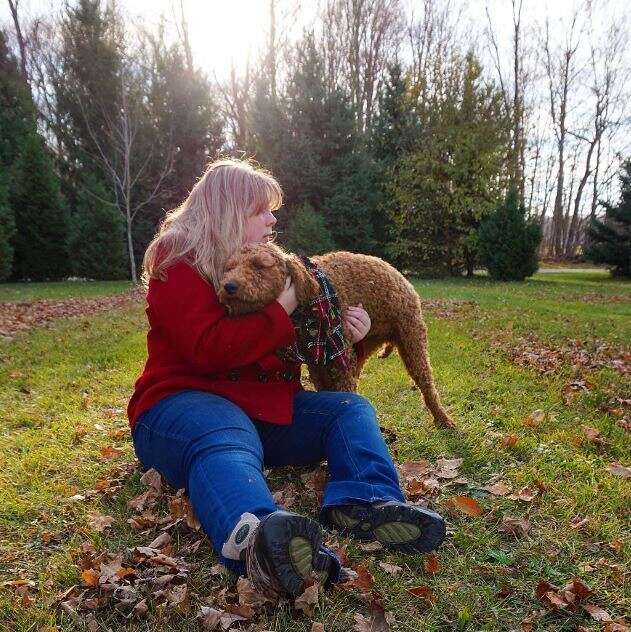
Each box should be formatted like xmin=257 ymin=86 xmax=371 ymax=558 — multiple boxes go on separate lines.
xmin=278 ymin=255 xmax=350 ymax=370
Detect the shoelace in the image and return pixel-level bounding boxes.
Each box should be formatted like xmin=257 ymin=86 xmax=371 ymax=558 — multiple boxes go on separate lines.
xmin=244 ymin=524 xmax=283 ymax=597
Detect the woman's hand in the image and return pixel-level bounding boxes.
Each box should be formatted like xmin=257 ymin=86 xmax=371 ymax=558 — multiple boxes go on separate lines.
xmin=344 ymin=303 xmax=371 ymax=344
xmin=277 ymin=276 xmax=298 ymax=315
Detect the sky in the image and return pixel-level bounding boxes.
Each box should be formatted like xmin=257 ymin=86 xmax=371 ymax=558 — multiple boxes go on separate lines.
xmin=1 ymin=0 xmax=628 ymax=82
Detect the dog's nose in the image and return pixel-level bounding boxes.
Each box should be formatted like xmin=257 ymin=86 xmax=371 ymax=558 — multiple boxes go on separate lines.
xmin=223 ymin=281 xmax=239 ymax=295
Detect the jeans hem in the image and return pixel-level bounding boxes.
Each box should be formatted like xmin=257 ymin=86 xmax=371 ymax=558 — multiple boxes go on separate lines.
xmin=322 ymin=481 xmax=405 ymax=509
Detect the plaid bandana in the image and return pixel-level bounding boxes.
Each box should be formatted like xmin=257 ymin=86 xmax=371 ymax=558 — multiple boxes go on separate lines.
xmin=278 ymin=255 xmax=350 ymax=370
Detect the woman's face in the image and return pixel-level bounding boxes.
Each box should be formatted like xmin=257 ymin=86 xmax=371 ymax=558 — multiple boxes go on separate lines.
xmin=244 ymin=208 xmax=277 ymax=245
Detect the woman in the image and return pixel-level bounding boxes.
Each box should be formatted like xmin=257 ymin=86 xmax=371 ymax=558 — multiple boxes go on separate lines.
xmin=128 ymin=158 xmax=445 ymax=597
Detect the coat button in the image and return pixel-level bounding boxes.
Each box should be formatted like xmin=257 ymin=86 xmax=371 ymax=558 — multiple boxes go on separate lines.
xmin=228 ymin=369 xmax=240 ymax=381
xmin=258 ymin=372 xmax=269 ymax=383
xmin=282 ymin=370 xmax=294 ymax=381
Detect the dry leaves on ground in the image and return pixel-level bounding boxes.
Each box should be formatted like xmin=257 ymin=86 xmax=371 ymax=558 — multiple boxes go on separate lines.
xmin=504 ymin=336 xmax=631 ymax=377
xmin=0 ymin=288 xmax=144 ymax=337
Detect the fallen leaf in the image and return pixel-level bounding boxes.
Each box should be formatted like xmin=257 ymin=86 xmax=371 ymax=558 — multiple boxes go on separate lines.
xmin=502 ymin=434 xmax=519 ymax=448
xmin=87 ymin=512 xmax=114 ymax=533
xmin=447 ymin=496 xmax=483 ymax=517
xmin=423 ymin=555 xmax=440 ymax=574
xmin=523 ymin=409 xmax=546 ymax=427
xmin=80 ymin=568 xmax=99 ymax=587
xmin=311 ymin=623 xmax=325 ymax=632
xmin=140 ymin=468 xmax=163 ymax=491
xmin=570 ymin=516 xmax=589 ymax=530
xmin=398 ymin=460 xmax=431 ymax=480
xmin=407 ymin=585 xmax=434 ymax=603
xmin=197 ymin=606 xmax=221 ymax=630
xmin=583 ymin=603 xmax=613 ymax=622
xmin=341 ymin=565 xmax=374 ymax=593
xmin=508 ymin=486 xmax=539 ymax=502
xmin=358 ymin=541 xmax=383 ymax=553
xmin=484 ymin=482 xmax=512 ymax=496
xmin=378 ymin=562 xmax=402 ymax=576
xmin=500 ymin=516 xmax=531 ymax=537
xmin=236 ymin=576 xmax=275 ymax=608
xmin=147 ymin=532 xmax=171 ymax=550
xmin=99 ymin=445 xmax=124 ymax=460
xmin=606 ymin=463 xmax=631 ymax=478
xmin=294 ymin=583 xmax=320 ymax=618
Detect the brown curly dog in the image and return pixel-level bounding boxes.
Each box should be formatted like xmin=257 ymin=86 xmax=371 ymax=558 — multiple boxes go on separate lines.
xmin=217 ymin=243 xmax=455 ymax=429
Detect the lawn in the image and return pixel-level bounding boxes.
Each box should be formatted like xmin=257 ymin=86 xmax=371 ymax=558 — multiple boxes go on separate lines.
xmin=0 ymin=271 xmax=629 ymax=631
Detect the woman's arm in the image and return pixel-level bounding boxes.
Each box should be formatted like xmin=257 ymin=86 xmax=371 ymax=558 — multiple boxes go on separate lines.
xmin=148 ymin=260 xmax=296 ymax=373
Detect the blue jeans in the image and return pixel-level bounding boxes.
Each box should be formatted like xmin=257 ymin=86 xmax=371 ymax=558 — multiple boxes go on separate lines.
xmin=131 ymin=389 xmax=405 ymax=573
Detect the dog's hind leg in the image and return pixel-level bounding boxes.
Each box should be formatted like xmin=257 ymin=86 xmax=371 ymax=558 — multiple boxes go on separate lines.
xmin=394 ymin=301 xmax=455 ymax=429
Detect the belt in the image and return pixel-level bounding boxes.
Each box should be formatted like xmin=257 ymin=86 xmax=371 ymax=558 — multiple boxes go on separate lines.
xmin=222 ymin=368 xmax=301 ymax=383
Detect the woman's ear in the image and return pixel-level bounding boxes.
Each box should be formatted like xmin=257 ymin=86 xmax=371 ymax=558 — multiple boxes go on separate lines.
xmin=285 ymin=256 xmax=319 ymax=305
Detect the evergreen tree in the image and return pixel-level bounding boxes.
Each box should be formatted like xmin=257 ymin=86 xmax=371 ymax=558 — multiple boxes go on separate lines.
xmin=67 ymin=174 xmax=127 ymax=280
xmin=370 ymin=62 xmax=420 ymax=259
xmin=326 ymin=154 xmax=380 ymax=253
xmin=0 ymin=175 xmax=14 ymax=281
xmin=282 ymin=203 xmax=336 ymax=256
xmin=0 ymin=30 xmax=28 ymax=281
xmin=386 ymin=52 xmax=509 ymax=275
xmin=10 ymin=132 xmax=69 ymax=281
xmin=477 ymin=188 xmax=542 ymax=281
xmin=54 ymin=0 xmax=123 ymax=196
xmin=1 ymin=28 xmax=68 ymax=281
xmin=585 ymin=160 xmax=631 ymax=278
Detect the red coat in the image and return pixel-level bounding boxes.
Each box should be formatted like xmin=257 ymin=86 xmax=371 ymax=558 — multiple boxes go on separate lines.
xmin=127 ymin=259 xmax=365 ymax=431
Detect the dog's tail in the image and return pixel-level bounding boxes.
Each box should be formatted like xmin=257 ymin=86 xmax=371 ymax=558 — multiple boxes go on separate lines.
xmin=395 ymin=297 xmax=455 ymax=429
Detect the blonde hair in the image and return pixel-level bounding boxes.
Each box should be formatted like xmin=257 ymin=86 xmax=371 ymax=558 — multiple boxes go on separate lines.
xmin=142 ymin=158 xmax=283 ymax=290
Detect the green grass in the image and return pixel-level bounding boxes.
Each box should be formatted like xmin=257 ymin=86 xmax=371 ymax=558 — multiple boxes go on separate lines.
xmin=0 ymin=280 xmax=132 ymax=303
xmin=0 ymin=271 xmax=629 ymax=631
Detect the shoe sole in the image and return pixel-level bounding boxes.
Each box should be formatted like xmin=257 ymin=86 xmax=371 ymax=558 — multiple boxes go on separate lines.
xmin=260 ymin=514 xmax=323 ymax=596
xmin=324 ymin=503 xmax=446 ymax=554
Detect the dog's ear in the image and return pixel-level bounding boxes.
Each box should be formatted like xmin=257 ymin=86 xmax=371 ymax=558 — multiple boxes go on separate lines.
xmin=285 ymin=256 xmax=319 ymax=305
xmin=253 ymin=251 xmax=275 ymax=268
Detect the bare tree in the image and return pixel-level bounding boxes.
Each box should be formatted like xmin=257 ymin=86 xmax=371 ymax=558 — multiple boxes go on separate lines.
xmin=541 ymin=9 xmax=583 ymax=258
xmin=486 ymin=0 xmax=533 ymax=203
xmin=7 ymin=0 xmax=28 ymax=79
xmin=216 ymin=61 xmax=254 ymax=151
xmin=320 ymin=0 xmax=403 ymax=130
xmin=406 ymin=0 xmax=464 ymax=112
xmin=556 ymin=6 xmax=629 ymax=256
xmin=75 ymin=64 xmax=175 ymax=283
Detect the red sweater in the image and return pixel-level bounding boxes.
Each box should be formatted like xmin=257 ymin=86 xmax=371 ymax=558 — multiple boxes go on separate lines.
xmin=127 ymin=259 xmax=304 ymax=430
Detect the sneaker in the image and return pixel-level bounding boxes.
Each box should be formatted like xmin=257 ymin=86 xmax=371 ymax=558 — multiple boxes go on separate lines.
xmin=244 ymin=510 xmax=331 ymax=597
xmin=321 ymin=500 xmax=446 ymax=554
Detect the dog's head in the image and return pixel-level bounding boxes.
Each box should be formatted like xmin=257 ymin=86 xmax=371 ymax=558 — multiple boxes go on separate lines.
xmin=217 ymin=243 xmax=319 ymax=315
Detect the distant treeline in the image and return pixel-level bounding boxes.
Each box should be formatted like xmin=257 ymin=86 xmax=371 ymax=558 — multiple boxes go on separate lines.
xmin=0 ymin=0 xmax=628 ymax=282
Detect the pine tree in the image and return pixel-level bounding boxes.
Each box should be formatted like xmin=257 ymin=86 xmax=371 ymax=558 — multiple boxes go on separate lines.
xmin=477 ymin=188 xmax=542 ymax=281
xmin=386 ymin=52 xmax=509 ymax=275
xmin=0 ymin=28 xmax=32 ymax=280
xmin=10 ymin=132 xmax=69 ymax=281
xmin=0 ymin=175 xmax=15 ymax=281
xmin=67 ymin=174 xmax=127 ymax=280
xmin=282 ymin=203 xmax=336 ymax=256
xmin=585 ymin=160 xmax=631 ymax=278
